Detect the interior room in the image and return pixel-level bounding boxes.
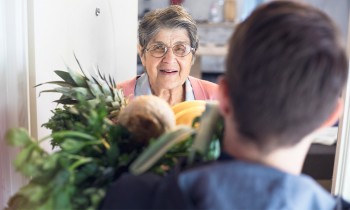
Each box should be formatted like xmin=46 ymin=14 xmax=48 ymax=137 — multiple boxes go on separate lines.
xmin=1 ymin=0 xmax=350 ymax=208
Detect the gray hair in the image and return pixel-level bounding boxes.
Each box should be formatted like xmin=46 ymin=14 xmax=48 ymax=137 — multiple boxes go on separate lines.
xmin=138 ymin=5 xmax=198 ymax=56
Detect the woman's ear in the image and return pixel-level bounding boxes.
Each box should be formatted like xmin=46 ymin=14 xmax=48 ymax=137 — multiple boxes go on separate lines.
xmin=320 ymin=98 xmax=344 ymax=128
xmin=217 ymin=76 xmax=232 ymax=116
xmin=137 ymin=45 xmax=146 ymax=66
xmin=191 ymin=55 xmax=196 ymax=66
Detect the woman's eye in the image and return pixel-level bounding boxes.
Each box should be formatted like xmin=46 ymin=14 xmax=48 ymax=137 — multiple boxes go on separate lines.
xmin=173 ymin=45 xmax=186 ymax=53
xmin=151 ymin=45 xmax=165 ymax=52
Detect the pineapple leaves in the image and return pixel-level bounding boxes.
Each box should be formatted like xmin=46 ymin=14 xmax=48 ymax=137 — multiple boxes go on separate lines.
xmin=35 ymin=81 xmax=74 ymax=88
xmin=67 ymin=67 xmax=88 ymax=87
xmin=54 ymin=98 xmax=79 ymax=105
xmin=73 ymin=53 xmax=88 ymax=78
xmin=37 ymin=59 xmax=127 ymax=113
xmin=54 ymin=87 xmax=94 ymax=100
xmin=86 ymin=81 xmax=104 ymax=98
xmin=38 ymin=89 xmax=61 ymax=97
xmin=54 ymin=70 xmax=77 ymax=85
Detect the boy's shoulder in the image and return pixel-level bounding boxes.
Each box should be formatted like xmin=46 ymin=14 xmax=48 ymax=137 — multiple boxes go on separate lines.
xmin=99 ymin=169 xmax=192 ymax=209
xmin=100 ymin=160 xmax=349 ymax=210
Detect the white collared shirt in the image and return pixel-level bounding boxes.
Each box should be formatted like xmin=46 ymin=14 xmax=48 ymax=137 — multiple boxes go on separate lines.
xmin=134 ymin=73 xmax=195 ymax=101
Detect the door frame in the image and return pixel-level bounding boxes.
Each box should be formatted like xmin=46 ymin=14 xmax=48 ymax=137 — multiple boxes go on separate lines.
xmin=332 ymin=13 xmax=350 ymax=201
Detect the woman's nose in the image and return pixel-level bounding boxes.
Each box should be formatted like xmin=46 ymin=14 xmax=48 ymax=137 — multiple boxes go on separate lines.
xmin=161 ymin=48 xmax=176 ymax=63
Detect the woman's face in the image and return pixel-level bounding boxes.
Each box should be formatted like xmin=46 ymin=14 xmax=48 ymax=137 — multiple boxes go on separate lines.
xmin=140 ymin=28 xmax=193 ymax=92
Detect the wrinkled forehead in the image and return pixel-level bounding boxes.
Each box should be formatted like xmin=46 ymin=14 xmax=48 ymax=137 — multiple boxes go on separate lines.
xmin=148 ymin=28 xmax=190 ymax=46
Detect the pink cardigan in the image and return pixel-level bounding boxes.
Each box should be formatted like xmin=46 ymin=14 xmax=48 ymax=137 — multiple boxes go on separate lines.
xmin=117 ymin=76 xmax=218 ymax=100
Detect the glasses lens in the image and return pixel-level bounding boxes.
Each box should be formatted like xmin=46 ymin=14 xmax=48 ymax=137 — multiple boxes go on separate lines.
xmin=147 ymin=44 xmax=193 ymax=58
xmin=149 ymin=45 xmax=167 ymax=58
xmin=172 ymin=44 xmax=190 ymax=57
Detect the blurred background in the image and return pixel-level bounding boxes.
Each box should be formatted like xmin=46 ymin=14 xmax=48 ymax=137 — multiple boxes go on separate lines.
xmin=137 ymin=0 xmax=350 ymax=83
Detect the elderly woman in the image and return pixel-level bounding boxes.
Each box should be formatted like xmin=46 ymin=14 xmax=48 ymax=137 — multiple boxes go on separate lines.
xmin=118 ymin=5 xmax=218 ymax=106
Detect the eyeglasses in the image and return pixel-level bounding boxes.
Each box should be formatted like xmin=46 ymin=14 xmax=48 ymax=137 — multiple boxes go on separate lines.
xmin=145 ymin=44 xmax=195 ymax=58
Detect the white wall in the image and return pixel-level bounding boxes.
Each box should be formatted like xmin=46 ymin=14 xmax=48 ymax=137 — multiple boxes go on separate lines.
xmin=31 ymin=0 xmax=138 ymax=150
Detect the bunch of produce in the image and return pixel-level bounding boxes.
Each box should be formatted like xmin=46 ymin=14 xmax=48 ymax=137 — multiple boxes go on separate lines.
xmin=5 ymin=59 xmax=223 ymax=210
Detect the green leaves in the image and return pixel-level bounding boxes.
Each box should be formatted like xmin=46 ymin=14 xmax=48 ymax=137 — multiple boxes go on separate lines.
xmin=6 ymin=128 xmax=48 ymax=177
xmin=37 ymin=60 xmax=127 ymax=115
xmin=14 ymin=144 xmax=36 ymax=174
xmin=7 ymin=95 xmax=137 ymax=210
xmin=188 ymin=102 xmax=223 ymax=164
xmin=52 ymin=131 xmax=96 ymax=141
xmin=130 ymin=125 xmax=196 ymax=175
xmin=7 ymin=61 xmax=129 ymax=210
xmin=6 ymin=128 xmax=32 ymax=147
xmin=60 ymin=139 xmax=88 ymax=153
xmin=67 ymin=67 xmax=88 ymax=87
xmin=54 ymin=70 xmax=77 ymax=86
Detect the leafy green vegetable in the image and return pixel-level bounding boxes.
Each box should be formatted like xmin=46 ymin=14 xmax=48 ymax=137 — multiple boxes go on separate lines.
xmin=6 ymin=99 xmax=131 ymax=210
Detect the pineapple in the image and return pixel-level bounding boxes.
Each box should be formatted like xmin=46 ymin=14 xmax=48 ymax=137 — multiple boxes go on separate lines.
xmin=36 ymin=56 xmax=127 ymax=124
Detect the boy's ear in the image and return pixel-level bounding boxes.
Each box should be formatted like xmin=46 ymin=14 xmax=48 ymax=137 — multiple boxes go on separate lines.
xmin=137 ymin=45 xmax=146 ymax=66
xmin=320 ymin=98 xmax=343 ymax=128
xmin=217 ymin=76 xmax=232 ymax=116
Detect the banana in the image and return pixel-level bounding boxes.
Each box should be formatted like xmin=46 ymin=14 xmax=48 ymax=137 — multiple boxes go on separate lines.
xmin=175 ymin=105 xmax=205 ymax=126
xmin=172 ymin=100 xmax=206 ymax=115
xmin=129 ymin=125 xmax=195 ymax=175
xmin=188 ymin=101 xmax=221 ymax=164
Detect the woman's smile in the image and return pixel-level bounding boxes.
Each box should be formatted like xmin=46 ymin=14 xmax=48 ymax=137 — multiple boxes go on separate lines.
xmin=159 ymin=68 xmax=179 ymax=75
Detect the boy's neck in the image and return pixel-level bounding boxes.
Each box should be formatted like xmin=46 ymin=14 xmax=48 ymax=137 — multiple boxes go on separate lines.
xmin=223 ymin=129 xmax=313 ymax=175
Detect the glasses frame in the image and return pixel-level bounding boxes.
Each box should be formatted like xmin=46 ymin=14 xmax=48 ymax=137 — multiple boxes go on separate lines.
xmin=145 ymin=43 xmax=195 ymax=58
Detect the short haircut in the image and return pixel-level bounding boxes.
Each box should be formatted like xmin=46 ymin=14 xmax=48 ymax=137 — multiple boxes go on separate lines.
xmin=226 ymin=1 xmax=348 ymax=151
xmin=138 ymin=5 xmax=198 ymax=56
